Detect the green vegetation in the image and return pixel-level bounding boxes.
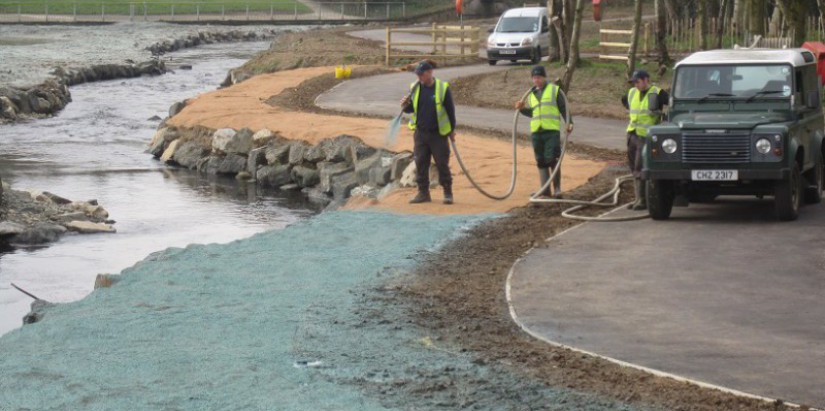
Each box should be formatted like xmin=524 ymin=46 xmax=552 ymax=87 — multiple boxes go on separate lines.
xmin=0 ymin=0 xmax=311 ymax=16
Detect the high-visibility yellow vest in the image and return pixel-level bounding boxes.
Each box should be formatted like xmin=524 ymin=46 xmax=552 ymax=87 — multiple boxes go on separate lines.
xmin=408 ymin=79 xmax=453 ymax=136
xmin=626 ymin=85 xmax=662 ymax=137
xmin=528 ymin=84 xmax=562 ymax=132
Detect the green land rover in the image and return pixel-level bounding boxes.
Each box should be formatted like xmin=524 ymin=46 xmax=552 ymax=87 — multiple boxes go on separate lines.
xmin=644 ymin=48 xmax=825 ymax=221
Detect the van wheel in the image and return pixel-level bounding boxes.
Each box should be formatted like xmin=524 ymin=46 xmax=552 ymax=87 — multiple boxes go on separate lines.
xmin=804 ymin=151 xmax=823 ymax=204
xmin=488 ymin=59 xmax=497 ymax=66
xmin=531 ymin=47 xmax=541 ymax=64
xmin=647 ymin=179 xmax=674 ymax=220
xmin=775 ymin=162 xmax=802 ymax=221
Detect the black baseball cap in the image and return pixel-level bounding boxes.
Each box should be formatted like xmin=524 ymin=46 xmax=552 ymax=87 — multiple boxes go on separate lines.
xmin=531 ymin=65 xmax=547 ymax=77
xmin=630 ymin=70 xmax=650 ymax=82
xmin=414 ymin=61 xmax=434 ymax=75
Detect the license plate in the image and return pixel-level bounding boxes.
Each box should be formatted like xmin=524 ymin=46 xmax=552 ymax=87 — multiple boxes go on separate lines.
xmin=500 ymin=50 xmax=517 ymax=55
xmin=691 ymin=169 xmax=738 ymax=181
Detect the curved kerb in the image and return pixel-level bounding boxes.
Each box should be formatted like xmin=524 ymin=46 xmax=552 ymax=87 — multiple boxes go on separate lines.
xmin=504 ymin=205 xmax=817 ymax=411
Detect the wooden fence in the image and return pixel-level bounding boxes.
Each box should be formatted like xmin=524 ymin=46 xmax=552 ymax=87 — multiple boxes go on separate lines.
xmin=600 ymin=16 xmax=825 ymax=61
xmin=385 ymin=24 xmax=480 ymax=65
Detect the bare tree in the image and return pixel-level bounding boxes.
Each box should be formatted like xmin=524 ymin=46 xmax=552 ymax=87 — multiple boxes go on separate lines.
xmin=698 ymin=0 xmax=709 ymax=50
xmin=655 ymin=0 xmax=672 ymax=65
xmin=627 ymin=0 xmax=644 ymax=80
xmin=715 ymin=0 xmax=731 ymax=49
xmin=547 ymin=0 xmax=561 ymax=60
xmin=749 ymin=0 xmax=767 ymax=37
xmin=560 ymin=0 xmax=586 ymax=92
xmin=775 ymin=0 xmax=806 ymax=46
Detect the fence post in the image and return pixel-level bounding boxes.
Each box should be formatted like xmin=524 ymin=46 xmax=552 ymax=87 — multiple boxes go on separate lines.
xmin=221 ymin=5 xmax=224 ymax=20
xmin=17 ymin=4 xmax=21 ymax=22
xmin=130 ymin=3 xmax=134 ymax=21
xmin=171 ymin=4 xmax=174 ymax=20
xmin=460 ymin=22 xmax=465 ymax=57
xmin=472 ymin=27 xmax=479 ymax=55
xmin=196 ymin=4 xmax=200 ymax=21
xmin=73 ymin=3 xmax=77 ymax=21
xmin=385 ymin=26 xmax=391 ymax=65
xmin=643 ymin=23 xmax=649 ymax=56
xmin=340 ymin=2 xmax=343 ymax=19
xmin=432 ymin=22 xmax=437 ymax=54
xmin=246 ymin=4 xmax=249 ymax=20
xmin=45 ymin=3 xmax=48 ymax=22
xmin=270 ymin=3 xmax=273 ymax=20
xmin=402 ymin=2 xmax=405 ymax=18
xmin=101 ymin=3 xmax=105 ymax=21
xmin=385 ymin=2 xmax=389 ymax=19
xmin=364 ymin=2 xmax=367 ymax=19
xmin=294 ymin=2 xmax=297 ymax=20
xmin=144 ymin=2 xmax=147 ymax=21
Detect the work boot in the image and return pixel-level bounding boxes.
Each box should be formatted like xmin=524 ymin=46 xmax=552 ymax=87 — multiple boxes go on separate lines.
xmin=628 ymin=179 xmax=647 ymax=210
xmin=409 ymin=191 xmax=431 ymax=204
xmin=443 ymin=186 xmax=453 ymax=205
xmin=536 ymin=168 xmax=551 ymax=197
xmin=552 ymin=181 xmax=562 ymax=199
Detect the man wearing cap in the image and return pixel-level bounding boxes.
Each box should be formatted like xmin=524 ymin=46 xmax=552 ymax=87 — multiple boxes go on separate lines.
xmin=400 ymin=60 xmax=457 ymax=205
xmin=515 ymin=65 xmax=573 ymax=199
xmin=621 ymin=69 xmax=668 ymax=210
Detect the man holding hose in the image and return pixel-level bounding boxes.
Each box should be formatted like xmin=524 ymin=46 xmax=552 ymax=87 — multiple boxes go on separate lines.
xmin=401 ymin=60 xmax=457 ymax=205
xmin=515 ymin=65 xmax=573 ymax=199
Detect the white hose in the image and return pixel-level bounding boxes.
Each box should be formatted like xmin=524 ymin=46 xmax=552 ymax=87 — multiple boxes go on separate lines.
xmin=451 ymin=85 xmax=649 ymax=222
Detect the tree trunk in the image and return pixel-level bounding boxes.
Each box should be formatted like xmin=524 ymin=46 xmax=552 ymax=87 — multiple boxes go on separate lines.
xmin=776 ymin=0 xmax=805 ymax=46
xmin=715 ymin=0 xmax=731 ymax=49
xmin=748 ymin=0 xmax=766 ymax=37
xmin=561 ymin=0 xmax=586 ymax=93
xmin=547 ymin=0 xmax=561 ymax=60
xmin=562 ymin=0 xmax=575 ymax=63
xmin=698 ymin=0 xmax=708 ymax=50
xmin=655 ymin=0 xmax=671 ymax=64
xmin=627 ymin=0 xmax=644 ymax=80
xmin=817 ymin=0 xmax=825 ymax=41
xmin=732 ymin=0 xmax=744 ymax=36
xmin=769 ymin=3 xmax=783 ymax=37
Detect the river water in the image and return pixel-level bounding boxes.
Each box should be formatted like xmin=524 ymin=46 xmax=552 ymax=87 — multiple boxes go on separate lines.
xmin=0 ymin=37 xmax=316 ymax=336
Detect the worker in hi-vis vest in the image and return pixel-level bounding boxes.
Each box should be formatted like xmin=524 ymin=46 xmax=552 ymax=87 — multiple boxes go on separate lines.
xmin=621 ymin=70 xmax=669 ymax=210
xmin=515 ymin=65 xmax=573 ymax=199
xmin=401 ymin=60 xmax=457 ymax=205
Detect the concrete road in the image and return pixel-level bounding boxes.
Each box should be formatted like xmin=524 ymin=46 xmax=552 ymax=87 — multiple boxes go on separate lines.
xmin=316 ymin=64 xmax=628 ymax=151
xmin=508 ymin=199 xmax=825 ymax=408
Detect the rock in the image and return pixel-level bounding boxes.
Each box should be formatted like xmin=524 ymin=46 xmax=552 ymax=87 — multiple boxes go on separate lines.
xmin=318 ymin=162 xmax=353 ymax=193
xmin=14 ymin=223 xmax=67 ymax=245
xmin=212 ymin=127 xmax=252 ymax=155
xmin=41 ymin=191 xmax=72 ymax=205
xmin=331 ymin=170 xmax=359 ymax=200
xmin=322 ymin=135 xmax=362 ymax=162
xmin=147 ymin=115 xmax=162 ymax=121
xmin=160 ymin=139 xmax=181 ymax=163
xmin=390 ymin=152 xmax=414 ymax=181
xmin=369 ymin=165 xmax=392 ymax=187
xmin=351 ymin=184 xmax=379 ymax=199
xmin=377 ymin=182 xmax=399 ymax=200
xmin=303 ymin=144 xmax=327 ymax=163
xmin=215 ymin=153 xmax=247 ymax=175
xmin=264 ymin=140 xmax=292 ymax=165
xmin=257 ymin=164 xmax=293 ymax=187
xmin=148 ymin=127 xmax=180 ymax=157
xmin=53 ymin=212 xmax=88 ymax=223
xmin=247 ymin=147 xmax=267 ymax=174
xmin=71 ymin=202 xmax=109 ymax=220
xmin=291 ymin=165 xmax=320 ymax=188
xmin=23 ymin=300 xmax=55 ymax=325
xmin=0 ymin=96 xmax=18 ymax=119
xmin=288 ymin=140 xmax=311 ymax=165
xmin=94 ymin=274 xmax=117 ymax=289
xmin=279 ymin=183 xmax=301 ymax=191
xmin=236 ymin=171 xmax=253 ymax=181
xmin=399 ymin=162 xmax=417 ymax=188
xmin=172 ymin=141 xmax=210 ymax=169
xmin=0 ymin=221 xmax=26 ymax=236
xmin=354 ymin=151 xmax=386 ymax=185
xmin=64 ymin=221 xmax=116 ymax=234
xmin=302 ymin=186 xmax=332 ymax=206
xmin=348 ymin=141 xmax=377 ymax=165
xmin=168 ymin=100 xmax=187 ymax=118
xmin=252 ymin=128 xmax=276 ymax=145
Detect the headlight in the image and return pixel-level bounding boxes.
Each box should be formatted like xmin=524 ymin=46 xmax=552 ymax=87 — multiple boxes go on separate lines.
xmin=756 ymin=138 xmax=772 ymax=154
xmin=521 ymin=37 xmax=533 ymax=46
xmin=662 ymin=138 xmax=677 ymax=154
xmin=487 ymin=38 xmax=496 ymax=48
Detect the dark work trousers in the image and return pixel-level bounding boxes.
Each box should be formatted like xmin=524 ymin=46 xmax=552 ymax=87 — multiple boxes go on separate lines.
xmin=413 ymin=129 xmax=452 ymax=192
xmin=626 ymin=131 xmax=645 ymax=178
xmin=532 ymin=130 xmax=561 ymax=169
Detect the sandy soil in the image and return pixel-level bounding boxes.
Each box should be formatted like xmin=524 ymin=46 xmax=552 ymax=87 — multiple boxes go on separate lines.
xmin=169 ymin=66 xmax=606 ymax=215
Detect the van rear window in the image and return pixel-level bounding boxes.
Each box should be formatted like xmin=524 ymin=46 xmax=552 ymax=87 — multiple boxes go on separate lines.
xmin=497 ymin=17 xmax=539 ymax=33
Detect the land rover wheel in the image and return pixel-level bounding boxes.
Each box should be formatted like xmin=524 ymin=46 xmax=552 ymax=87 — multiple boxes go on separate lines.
xmin=804 ymin=152 xmax=823 ymax=204
xmin=531 ymin=47 xmax=541 ymax=64
xmin=488 ymin=59 xmax=497 ymax=66
xmin=775 ymin=163 xmax=802 ymax=221
xmin=647 ymin=179 xmax=675 ymax=220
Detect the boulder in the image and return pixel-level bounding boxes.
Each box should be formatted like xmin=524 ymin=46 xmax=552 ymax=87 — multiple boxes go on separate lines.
xmin=160 ymin=139 xmax=181 ymax=163
xmin=14 ymin=223 xmax=67 ymax=245
xmin=168 ymin=100 xmax=187 ymax=118
xmin=291 ymin=165 xmax=320 ymax=188
xmin=247 ymin=147 xmax=267 ymax=174
xmin=354 ymin=151 xmax=390 ymax=185
xmin=322 ymin=135 xmax=362 ymax=162
xmin=390 ymin=152 xmax=414 ymax=181
xmin=288 ymin=140 xmax=311 ymax=165
xmin=64 ymin=221 xmax=116 ymax=234
xmin=148 ymin=127 xmax=180 ymax=157
xmin=264 ymin=140 xmax=292 ymax=165
xmin=303 ymin=144 xmax=327 ymax=163
xmin=0 ymin=96 xmax=18 ymax=119
xmin=214 ymin=153 xmax=247 ymax=175
xmin=302 ymin=186 xmax=332 ymax=206
xmin=94 ymin=274 xmax=118 ymax=289
xmin=351 ymin=185 xmax=380 ymax=199
xmin=257 ymin=164 xmax=293 ymax=187
xmin=252 ymin=128 xmax=277 ymax=145
xmin=236 ymin=171 xmax=253 ymax=181
xmin=331 ymin=170 xmax=359 ymax=200
xmin=318 ymin=162 xmax=353 ymax=193
xmin=53 ymin=212 xmax=88 ymax=223
xmin=279 ymin=183 xmax=301 ymax=191
xmin=172 ymin=141 xmax=210 ymax=169
xmin=348 ymin=141 xmax=377 ymax=165
xmin=369 ymin=165 xmax=392 ymax=187
xmin=41 ymin=191 xmax=72 ymax=205
xmin=399 ymin=162 xmax=417 ymax=188
xmin=212 ymin=127 xmax=252 ymax=155
xmin=71 ymin=202 xmax=109 ymax=220
xmin=0 ymin=221 xmax=26 ymax=237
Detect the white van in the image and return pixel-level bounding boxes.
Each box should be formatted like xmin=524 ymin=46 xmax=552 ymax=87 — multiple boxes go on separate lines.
xmin=486 ymin=7 xmax=551 ymax=65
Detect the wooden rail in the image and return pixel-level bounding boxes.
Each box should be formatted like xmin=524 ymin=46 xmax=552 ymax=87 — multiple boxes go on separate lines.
xmin=599 ymin=27 xmax=632 ymax=61
xmin=385 ymin=24 xmax=480 ymax=65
